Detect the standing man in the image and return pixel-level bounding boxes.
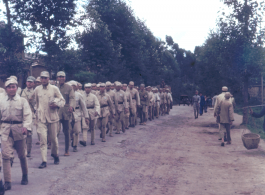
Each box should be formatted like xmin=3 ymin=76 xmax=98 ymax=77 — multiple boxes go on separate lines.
xmin=165 ymin=89 xmax=172 ymax=114
xmin=128 ymin=81 xmax=140 ymax=127
xmin=96 ymin=83 xmax=114 ymax=142
xmin=139 ymin=84 xmax=149 ymax=125
xmin=192 ymin=90 xmax=200 ymax=119
xmin=114 ymin=82 xmax=128 ymax=134
xmin=199 ymin=93 xmax=205 ymax=116
xmin=153 ymin=88 xmax=160 ymax=118
xmin=212 ymin=93 xmax=218 ymax=108
xmin=215 ymin=92 xmax=234 ymax=146
xmin=56 ymin=71 xmax=75 ymax=156
xmin=21 ymin=76 xmax=36 ymax=157
xmin=122 ymin=84 xmax=132 ymax=129
xmin=1 ymin=79 xmax=32 ymax=191
xmin=204 ymin=95 xmax=208 ymax=113
xmin=34 ymin=71 xmax=65 ymax=169
xmin=80 ymin=84 xmax=100 ymax=146
xmin=69 ymin=81 xmax=89 ymax=152
xmin=159 ymin=88 xmax=165 ymax=116
xmin=147 ymin=86 xmax=154 ymax=120
xmin=105 ymin=82 xmax=115 ymax=137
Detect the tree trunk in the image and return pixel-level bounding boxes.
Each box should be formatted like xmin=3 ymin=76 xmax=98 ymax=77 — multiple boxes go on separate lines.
xmin=242 ymin=78 xmax=249 ymax=124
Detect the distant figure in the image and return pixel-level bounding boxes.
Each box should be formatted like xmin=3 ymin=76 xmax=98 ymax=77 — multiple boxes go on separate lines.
xmin=192 ymin=90 xmax=200 ymax=119
xmin=215 ymin=92 xmax=234 ymax=146
xmin=212 ymin=93 xmax=218 ymax=107
xmin=160 ymin=80 xmax=165 ymax=89
xmin=199 ymin=93 xmax=205 ymax=116
xmin=204 ymin=95 xmax=208 ymax=113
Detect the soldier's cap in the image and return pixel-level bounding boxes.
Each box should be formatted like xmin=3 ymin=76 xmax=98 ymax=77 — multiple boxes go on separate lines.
xmin=222 ymin=86 xmax=228 ymax=92
xmin=129 ymin=81 xmax=134 ymax=85
xmin=27 ymin=76 xmax=36 ymax=82
xmin=7 ymin=76 xmax=18 ymax=81
xmin=77 ymin=82 xmax=82 ymax=87
xmin=70 ymin=81 xmax=78 ymax=86
xmin=140 ymin=84 xmax=145 ymax=87
xmin=147 ymin=86 xmax=151 ymax=88
xmin=166 ymin=88 xmax=169 ymax=91
xmin=57 ymin=71 xmax=66 ymax=77
xmin=100 ymin=83 xmax=106 ymax=87
xmin=5 ymin=79 xmax=18 ymax=87
xmin=98 ymin=82 xmax=102 ymax=84
xmin=225 ymin=92 xmax=231 ymax=99
xmin=91 ymin=83 xmax=97 ymax=87
xmin=35 ymin=77 xmax=41 ymax=82
xmin=106 ymin=81 xmax=111 ymax=86
xmin=123 ymin=84 xmax=127 ymax=87
xmin=111 ymin=83 xmax=115 ymax=86
xmin=116 ymin=82 xmax=122 ymax=87
xmin=96 ymin=84 xmax=100 ymax=87
xmin=84 ymin=83 xmax=92 ymax=88
xmin=40 ymin=71 xmax=50 ymax=78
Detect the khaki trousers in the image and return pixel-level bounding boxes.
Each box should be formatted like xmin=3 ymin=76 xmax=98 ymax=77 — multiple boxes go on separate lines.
xmin=160 ymin=104 xmax=164 ymax=115
xmin=72 ymin=120 xmax=81 ymax=147
xmin=37 ymin=121 xmax=59 ymax=162
xmin=97 ymin=117 xmax=108 ymax=139
xmin=115 ymin=111 xmax=125 ymax=133
xmin=125 ymin=110 xmax=130 ymax=128
xmin=148 ymin=105 xmax=153 ymax=119
xmin=107 ymin=114 xmax=114 ymax=135
xmin=82 ymin=119 xmax=95 ymax=143
xmin=139 ymin=105 xmax=147 ymax=123
xmin=220 ymin=123 xmax=231 ymax=141
xmin=129 ymin=106 xmax=137 ymax=126
xmin=167 ymin=103 xmax=170 ymax=114
xmin=2 ymin=136 xmax=27 ymax=182
xmin=26 ymin=123 xmax=35 ymax=155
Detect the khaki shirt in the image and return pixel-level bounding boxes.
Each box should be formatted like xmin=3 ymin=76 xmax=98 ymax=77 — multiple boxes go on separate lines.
xmin=128 ymin=88 xmax=140 ymax=107
xmin=34 ymin=84 xmax=65 ymax=123
xmin=159 ymin=92 xmax=164 ymax=104
xmin=84 ymin=92 xmax=100 ymax=120
xmin=73 ymin=91 xmax=89 ymax=122
xmin=21 ymin=87 xmax=36 ymax=117
xmin=148 ymin=91 xmax=154 ymax=106
xmin=214 ymin=92 xmax=232 ymax=114
xmin=153 ymin=92 xmax=160 ymax=107
xmin=166 ymin=93 xmax=172 ymax=104
xmin=114 ymin=90 xmax=128 ymax=112
xmin=215 ymin=99 xmax=234 ymax=123
xmin=96 ymin=92 xmax=114 ymax=118
xmin=106 ymin=89 xmax=116 ymax=114
xmin=0 ymin=88 xmax=5 ymax=93
xmin=124 ymin=90 xmax=133 ymax=109
xmin=57 ymin=83 xmax=75 ymax=120
xmin=0 ymin=94 xmax=32 ymax=141
xmin=139 ymin=90 xmax=149 ymax=106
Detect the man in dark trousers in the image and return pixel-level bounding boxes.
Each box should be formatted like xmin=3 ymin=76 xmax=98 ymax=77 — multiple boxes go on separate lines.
xmin=199 ymin=93 xmax=205 ymax=116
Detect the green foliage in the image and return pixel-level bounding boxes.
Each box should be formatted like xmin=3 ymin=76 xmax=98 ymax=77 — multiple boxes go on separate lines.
xmin=73 ymin=71 xmax=96 ymax=84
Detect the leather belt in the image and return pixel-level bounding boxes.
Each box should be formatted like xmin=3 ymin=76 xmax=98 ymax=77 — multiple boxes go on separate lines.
xmin=101 ymin=105 xmax=108 ymax=108
xmin=118 ymin=102 xmax=123 ymax=104
xmin=156 ymin=100 xmax=160 ymax=102
xmin=132 ymin=98 xmax=136 ymax=100
xmin=1 ymin=121 xmax=23 ymax=124
xmin=75 ymin=107 xmax=79 ymax=109
xmin=87 ymin=106 xmax=94 ymax=109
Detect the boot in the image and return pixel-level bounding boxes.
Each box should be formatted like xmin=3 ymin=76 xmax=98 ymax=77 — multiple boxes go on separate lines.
xmin=0 ymin=180 xmax=4 ymax=195
xmin=21 ymin=174 xmax=28 ymax=185
xmin=26 ymin=152 xmax=31 ymax=158
xmin=79 ymin=141 xmax=86 ymax=147
xmin=73 ymin=146 xmax=78 ymax=152
xmin=4 ymin=182 xmax=11 ymax=191
xmin=38 ymin=162 xmax=47 ymax=169
xmin=54 ymin=156 xmax=60 ymax=165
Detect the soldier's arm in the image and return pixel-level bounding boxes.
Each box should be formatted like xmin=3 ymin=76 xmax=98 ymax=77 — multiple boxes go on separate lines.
xmin=54 ymin=87 xmax=66 ymax=107
xmin=69 ymin=87 xmax=76 ymax=109
xmin=107 ymin=96 xmax=114 ymax=115
xmin=94 ymin=95 xmax=100 ymax=114
xmin=79 ymin=94 xmax=89 ymax=119
xmin=114 ymin=93 xmax=118 ymax=111
xmin=123 ymin=92 xmax=129 ymax=109
xmin=229 ymin=104 xmax=234 ymax=122
xmin=136 ymin=91 xmax=140 ymax=106
xmin=22 ymin=98 xmax=33 ymax=131
xmin=145 ymin=92 xmax=149 ymax=106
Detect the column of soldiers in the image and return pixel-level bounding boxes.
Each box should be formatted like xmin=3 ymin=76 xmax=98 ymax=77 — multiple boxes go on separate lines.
xmin=0 ymin=71 xmax=173 ymax=194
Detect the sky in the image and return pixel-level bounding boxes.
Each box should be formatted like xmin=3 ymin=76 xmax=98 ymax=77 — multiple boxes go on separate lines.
xmin=0 ymin=0 xmax=231 ymax=52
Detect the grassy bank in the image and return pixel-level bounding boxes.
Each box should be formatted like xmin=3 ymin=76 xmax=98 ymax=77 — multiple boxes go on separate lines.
xmin=234 ymin=106 xmax=265 ymax=139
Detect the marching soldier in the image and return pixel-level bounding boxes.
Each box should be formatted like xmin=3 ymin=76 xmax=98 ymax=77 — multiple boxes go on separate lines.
xmin=91 ymin=83 xmax=97 ymax=95
xmin=56 ymin=71 xmax=75 ymax=156
xmin=192 ymin=90 xmax=200 ymax=119
xmin=139 ymin=84 xmax=149 ymax=125
xmin=122 ymin=84 xmax=132 ymax=129
xmin=127 ymin=81 xmax=140 ymax=128
xmin=80 ymin=83 xmax=100 ymax=146
xmin=106 ymin=82 xmax=116 ymax=137
xmin=69 ymin=81 xmax=89 ymax=152
xmin=7 ymin=76 xmax=22 ymax=95
xmin=165 ymin=89 xmax=173 ymax=114
xmin=147 ymin=86 xmax=154 ymax=120
xmin=34 ymin=71 xmax=65 ymax=169
xmin=159 ymin=88 xmax=165 ymax=116
xmin=21 ymin=76 xmax=36 ymax=157
xmin=153 ymin=88 xmax=160 ymax=118
xmin=114 ymin=82 xmax=129 ymax=134
xmin=96 ymin=83 xmax=114 ymax=142
xmin=1 ymin=79 xmax=32 ymax=191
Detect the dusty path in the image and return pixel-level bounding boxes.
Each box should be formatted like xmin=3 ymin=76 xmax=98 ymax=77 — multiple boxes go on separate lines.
xmin=5 ymin=106 xmax=265 ymax=195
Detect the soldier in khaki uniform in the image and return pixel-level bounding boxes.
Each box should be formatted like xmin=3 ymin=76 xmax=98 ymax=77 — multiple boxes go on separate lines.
xmin=153 ymin=88 xmax=160 ymax=118
xmin=215 ymin=92 xmax=234 ymax=146
xmin=122 ymin=84 xmax=132 ymax=129
xmin=56 ymin=71 xmax=75 ymax=156
xmin=139 ymin=84 xmax=149 ymax=125
xmin=91 ymin=83 xmax=97 ymax=95
xmin=128 ymin=81 xmax=140 ymax=127
xmin=96 ymin=83 xmax=114 ymax=142
xmin=147 ymin=86 xmax=154 ymax=121
xmin=159 ymin=88 xmax=165 ymax=115
xmin=114 ymin=82 xmax=129 ymax=134
xmin=80 ymin=83 xmax=100 ymax=146
xmin=0 ymin=79 xmax=32 ymax=191
xmin=7 ymin=76 xmax=22 ymax=95
xmin=105 ymin=82 xmax=116 ymax=137
xmin=165 ymin=89 xmax=173 ymax=114
xmin=111 ymin=83 xmax=115 ymax=91
xmin=33 ymin=71 xmax=65 ymax=169
xmin=69 ymin=81 xmax=89 ymax=152
xmin=21 ymin=76 xmax=36 ymax=157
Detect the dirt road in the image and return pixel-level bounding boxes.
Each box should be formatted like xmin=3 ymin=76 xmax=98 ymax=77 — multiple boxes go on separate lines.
xmin=5 ymin=106 xmax=265 ymax=195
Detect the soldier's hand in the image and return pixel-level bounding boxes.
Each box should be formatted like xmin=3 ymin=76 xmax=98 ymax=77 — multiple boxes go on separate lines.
xmin=21 ymin=128 xmax=28 ymax=135
xmin=229 ymin=121 xmax=233 ymax=125
xmin=94 ymin=112 xmax=98 ymax=117
xmin=85 ymin=118 xmax=89 ymax=125
xmin=68 ymin=106 xmax=74 ymax=113
xmin=249 ymin=108 xmax=253 ymax=115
